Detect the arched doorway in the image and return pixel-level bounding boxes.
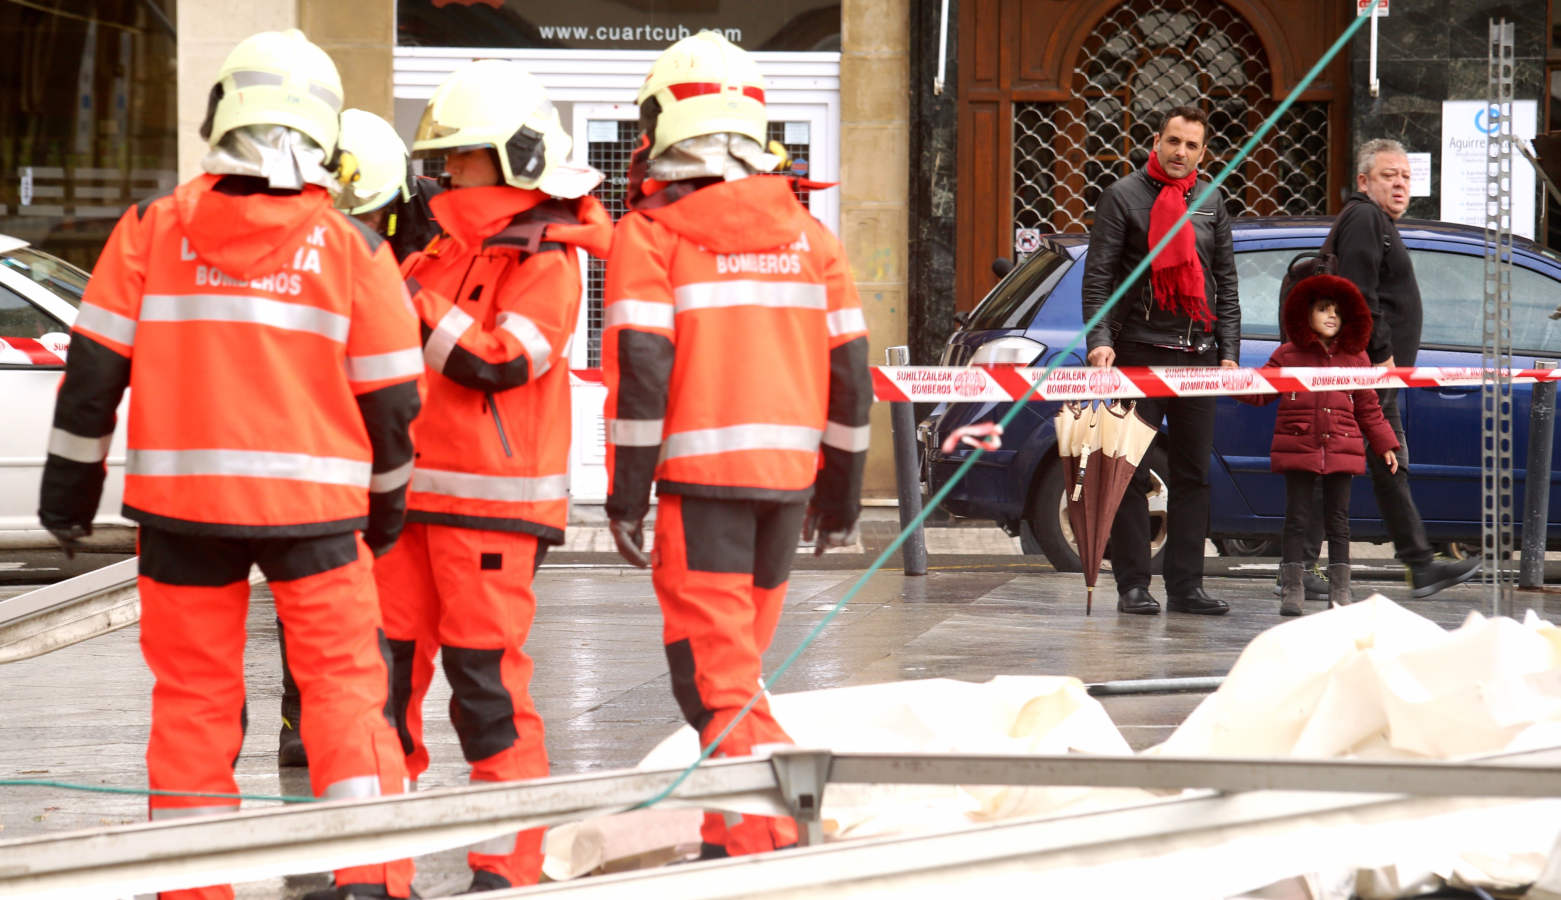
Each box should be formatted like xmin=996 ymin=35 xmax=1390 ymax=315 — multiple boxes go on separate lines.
xmin=957 ymin=0 xmax=1349 ymax=307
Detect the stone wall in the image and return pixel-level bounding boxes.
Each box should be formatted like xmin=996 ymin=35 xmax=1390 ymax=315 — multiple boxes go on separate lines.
xmin=1349 ymin=3 xmax=1546 ymax=218
xmin=842 ymin=0 xmax=911 ymax=497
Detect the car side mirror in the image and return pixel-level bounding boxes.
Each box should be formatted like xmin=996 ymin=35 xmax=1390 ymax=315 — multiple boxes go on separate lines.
xmin=991 ymin=257 xmax=1014 ymax=278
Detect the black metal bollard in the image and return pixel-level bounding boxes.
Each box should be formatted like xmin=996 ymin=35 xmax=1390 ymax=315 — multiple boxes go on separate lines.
xmin=886 ymin=346 xmax=928 ymax=575
xmin=1520 ymin=360 xmax=1557 ymax=588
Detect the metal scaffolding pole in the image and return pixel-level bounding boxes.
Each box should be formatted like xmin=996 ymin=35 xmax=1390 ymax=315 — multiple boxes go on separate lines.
xmin=1482 ymin=19 xmax=1517 ymax=616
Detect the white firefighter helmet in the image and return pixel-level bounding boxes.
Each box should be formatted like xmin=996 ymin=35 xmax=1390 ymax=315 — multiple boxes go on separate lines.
xmin=412 ymin=59 xmax=600 ymax=198
xmin=200 ymin=29 xmax=344 ymax=154
xmin=335 ymin=109 xmax=409 ymax=215
xmin=636 ymin=31 xmax=767 ymax=160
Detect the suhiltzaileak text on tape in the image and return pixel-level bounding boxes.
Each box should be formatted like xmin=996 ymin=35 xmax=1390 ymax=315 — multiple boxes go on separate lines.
xmin=865 ymin=365 xmax=1561 ymax=403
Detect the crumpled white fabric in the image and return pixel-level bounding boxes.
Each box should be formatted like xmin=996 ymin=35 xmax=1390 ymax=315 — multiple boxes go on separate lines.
xmin=200 ymin=124 xmax=339 ymax=192
xmin=646 ymin=132 xmax=780 ymax=183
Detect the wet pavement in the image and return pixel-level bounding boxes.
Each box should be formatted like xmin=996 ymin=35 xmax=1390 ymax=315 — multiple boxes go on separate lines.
xmin=0 ymin=516 xmax=1545 ymax=897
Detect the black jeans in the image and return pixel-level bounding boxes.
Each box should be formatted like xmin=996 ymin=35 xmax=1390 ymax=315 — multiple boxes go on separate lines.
xmin=1284 ymin=471 xmax=1352 ymax=566
xmin=1108 ymin=342 xmax=1216 ymax=596
xmin=1298 ymin=387 xmax=1433 ymax=568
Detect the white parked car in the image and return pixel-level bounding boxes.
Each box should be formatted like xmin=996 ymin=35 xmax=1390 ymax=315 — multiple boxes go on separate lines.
xmin=0 ymin=235 xmax=131 ymax=550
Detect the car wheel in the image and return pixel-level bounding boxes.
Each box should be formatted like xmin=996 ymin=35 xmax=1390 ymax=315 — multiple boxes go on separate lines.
xmin=1216 ymin=537 xmax=1280 ymax=557
xmin=1026 ymin=445 xmax=1168 ymax=574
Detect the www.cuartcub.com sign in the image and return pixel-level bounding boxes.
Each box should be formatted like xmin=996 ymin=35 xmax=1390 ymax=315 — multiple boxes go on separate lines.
xmin=398 ymin=0 xmax=842 ymax=52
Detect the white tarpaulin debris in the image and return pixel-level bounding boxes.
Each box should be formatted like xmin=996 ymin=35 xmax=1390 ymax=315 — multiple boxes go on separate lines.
xmin=543 ymin=596 xmax=1561 ymax=897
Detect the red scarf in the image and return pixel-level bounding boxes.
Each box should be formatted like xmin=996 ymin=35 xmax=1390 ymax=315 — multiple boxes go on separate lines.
xmin=1145 ymin=154 xmax=1213 ymax=328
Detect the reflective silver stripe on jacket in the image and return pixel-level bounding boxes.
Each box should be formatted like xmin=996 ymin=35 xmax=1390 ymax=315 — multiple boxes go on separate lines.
xmin=369 ymin=459 xmax=414 ymax=493
xmin=674 ymin=280 xmax=828 ymax=314
xmin=140 ymin=294 xmax=350 ymax=342
xmin=47 ymin=427 xmax=113 ymax=463
xmin=74 ymin=302 xmax=138 ymax=347
xmin=322 ymin=775 xmax=381 ymax=801
xmin=607 ymin=417 xmax=664 ymax=447
xmin=150 ymin=804 xmax=235 ymax=820
xmin=346 ymin=347 xmax=425 ymax=383
xmin=663 ymin=423 xmax=823 ymax=460
xmin=822 ymin=421 xmax=872 ymax=453
xmin=497 ymin=311 xmax=552 ymax=377
xmin=127 ymin=449 xmax=372 ymax=486
xmin=604 ymin=299 xmax=675 ymax=331
xmin=827 ymin=307 xmax=868 ymax=338
xmin=424 ymin=305 xmax=474 ymax=374
xmin=410 ymin=468 xmax=570 ymax=503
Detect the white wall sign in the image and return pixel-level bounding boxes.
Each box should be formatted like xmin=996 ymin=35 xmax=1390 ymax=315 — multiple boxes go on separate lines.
xmin=1015 ymin=228 xmax=1042 ymax=254
xmin=1408 ymin=152 xmax=1431 ymax=196
xmin=1440 ymin=100 xmax=1538 ymax=239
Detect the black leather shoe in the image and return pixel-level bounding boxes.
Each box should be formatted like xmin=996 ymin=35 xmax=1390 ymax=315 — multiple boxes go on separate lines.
xmin=1116 ymin=587 xmax=1160 ymax=615
xmin=1167 ymin=587 xmax=1230 ymax=615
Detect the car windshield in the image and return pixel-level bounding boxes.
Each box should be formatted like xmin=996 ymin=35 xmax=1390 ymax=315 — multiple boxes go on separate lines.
xmin=1 ymin=246 xmax=89 ymax=306
xmin=965 ymin=245 xmax=1072 ymax=331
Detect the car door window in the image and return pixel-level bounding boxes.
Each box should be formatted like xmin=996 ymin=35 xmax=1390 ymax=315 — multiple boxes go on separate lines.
xmin=1233 ymin=248 xmax=1294 ymax=339
xmin=1412 ymin=250 xmax=1561 ymax=355
xmin=0 ymin=281 xmax=67 ymax=344
xmin=966 ymin=246 xmax=1072 ymax=331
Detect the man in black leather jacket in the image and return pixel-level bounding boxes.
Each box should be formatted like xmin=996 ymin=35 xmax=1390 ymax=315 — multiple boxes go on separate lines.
xmin=1081 ymin=105 xmax=1240 ymax=617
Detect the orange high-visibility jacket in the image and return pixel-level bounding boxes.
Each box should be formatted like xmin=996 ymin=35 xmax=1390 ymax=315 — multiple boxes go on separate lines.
xmin=400 ymin=186 xmax=612 ymax=543
xmin=39 ymin=174 xmax=424 ymax=538
xmin=602 ymin=175 xmax=871 ymax=523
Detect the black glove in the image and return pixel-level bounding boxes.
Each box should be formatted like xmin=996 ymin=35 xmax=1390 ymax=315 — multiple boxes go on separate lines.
xmin=364 ymin=493 xmax=404 ymax=558
xmin=802 ymin=507 xmax=858 ymax=557
xmin=47 ymin=523 xmax=91 ymax=560
xmin=609 ymin=518 xmax=649 ymax=568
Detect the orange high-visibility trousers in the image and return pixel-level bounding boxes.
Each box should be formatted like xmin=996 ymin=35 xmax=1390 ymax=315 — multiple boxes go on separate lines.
xmin=137 ymin=528 xmax=412 ymax=900
xmin=652 ymin=494 xmax=804 ymax=855
xmin=375 ymin=522 xmax=548 ymax=888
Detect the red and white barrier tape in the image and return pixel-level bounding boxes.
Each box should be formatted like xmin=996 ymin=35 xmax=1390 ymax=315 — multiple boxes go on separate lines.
xmin=865 ymin=365 xmax=1561 ymax=403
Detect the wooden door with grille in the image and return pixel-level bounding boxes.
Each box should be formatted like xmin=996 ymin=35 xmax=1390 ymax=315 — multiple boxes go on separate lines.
xmin=956 ymin=0 xmax=1352 ymax=310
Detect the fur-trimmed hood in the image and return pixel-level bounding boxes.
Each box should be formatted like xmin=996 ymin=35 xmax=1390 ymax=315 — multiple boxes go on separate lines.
xmin=1283 ymin=274 xmax=1372 ymax=355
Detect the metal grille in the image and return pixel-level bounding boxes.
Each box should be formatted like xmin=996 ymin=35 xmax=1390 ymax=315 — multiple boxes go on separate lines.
xmin=766 ymin=122 xmax=813 ymax=209
xmin=1012 ymin=0 xmax=1329 ymax=236
xmin=584 ymin=119 xmax=640 ymax=368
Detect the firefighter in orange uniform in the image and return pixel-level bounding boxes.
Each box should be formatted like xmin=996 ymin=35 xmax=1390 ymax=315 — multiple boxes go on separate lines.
xmin=376 ymin=60 xmax=612 ymax=893
xmin=276 ymin=108 xmax=446 ymax=771
xmin=603 ymin=32 xmax=872 ymax=858
xmin=38 ymin=30 xmax=418 ymax=900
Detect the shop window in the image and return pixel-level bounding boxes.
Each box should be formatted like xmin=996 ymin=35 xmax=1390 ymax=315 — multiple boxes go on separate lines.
xmin=0 ymin=2 xmax=178 ymax=271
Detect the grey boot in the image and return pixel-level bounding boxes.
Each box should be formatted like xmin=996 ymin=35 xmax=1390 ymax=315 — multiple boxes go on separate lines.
xmin=1327 ymin=563 xmax=1353 ymax=607
xmin=1279 ymin=563 xmax=1304 ymax=616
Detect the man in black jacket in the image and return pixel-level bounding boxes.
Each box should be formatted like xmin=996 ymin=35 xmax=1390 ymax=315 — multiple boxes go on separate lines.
xmin=1082 ymin=105 xmax=1240 ymax=616
xmin=1330 ymin=138 xmax=1480 ymax=598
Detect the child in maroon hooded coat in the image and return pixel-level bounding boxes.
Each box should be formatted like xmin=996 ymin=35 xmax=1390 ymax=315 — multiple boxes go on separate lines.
xmin=1240 ymin=274 xmax=1399 ymax=616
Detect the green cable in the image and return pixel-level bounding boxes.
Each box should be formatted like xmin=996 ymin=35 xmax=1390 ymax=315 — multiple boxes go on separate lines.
xmin=632 ymin=0 xmax=1383 ymax=811
xmin=0 ymin=779 xmax=315 ymax=804
xmin=3 ymin=0 xmax=1380 ymax=816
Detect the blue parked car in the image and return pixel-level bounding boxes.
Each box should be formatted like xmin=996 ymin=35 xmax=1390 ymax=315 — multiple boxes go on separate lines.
xmin=919 ymin=218 xmax=1561 ymax=572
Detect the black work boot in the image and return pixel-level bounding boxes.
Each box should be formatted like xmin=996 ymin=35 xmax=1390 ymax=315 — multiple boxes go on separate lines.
xmin=1327 ymin=563 xmax=1353 ymax=607
xmin=459 ymin=870 xmax=513 ymax=894
xmin=1278 ymin=563 xmax=1304 ymax=617
xmin=1408 ymin=556 xmax=1481 ymax=599
xmin=301 ymin=884 xmax=414 ymax=900
xmin=1115 ymin=587 xmax=1160 ymax=615
xmin=278 ymin=624 xmax=308 ymax=768
xmin=1166 ymin=587 xmax=1229 ymax=615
